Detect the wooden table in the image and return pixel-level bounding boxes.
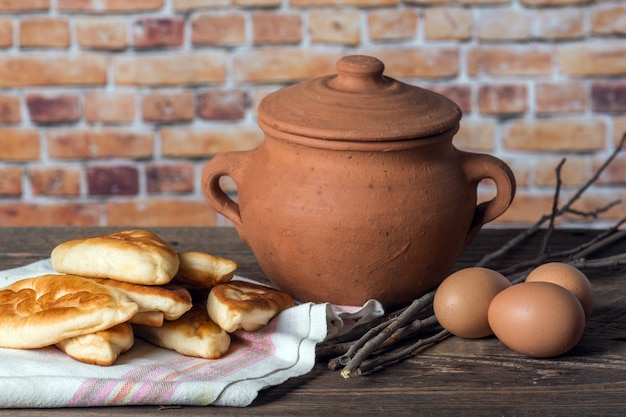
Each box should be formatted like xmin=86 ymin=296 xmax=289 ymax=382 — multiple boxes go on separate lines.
xmin=0 ymin=227 xmax=625 ymax=416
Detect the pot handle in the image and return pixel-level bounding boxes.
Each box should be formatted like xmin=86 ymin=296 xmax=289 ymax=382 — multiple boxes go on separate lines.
xmin=460 ymin=151 xmax=516 ymax=245
xmin=201 ymin=151 xmax=252 ymax=241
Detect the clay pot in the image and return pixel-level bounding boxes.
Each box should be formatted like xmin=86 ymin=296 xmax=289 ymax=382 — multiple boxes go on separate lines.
xmin=202 ymin=55 xmax=515 ymax=310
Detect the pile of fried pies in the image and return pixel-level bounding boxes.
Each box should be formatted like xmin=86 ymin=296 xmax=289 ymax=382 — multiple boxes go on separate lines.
xmin=0 ymin=230 xmax=294 ymax=366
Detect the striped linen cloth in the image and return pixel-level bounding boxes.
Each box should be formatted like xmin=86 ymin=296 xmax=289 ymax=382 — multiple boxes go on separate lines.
xmin=0 ymin=259 xmax=384 ymax=408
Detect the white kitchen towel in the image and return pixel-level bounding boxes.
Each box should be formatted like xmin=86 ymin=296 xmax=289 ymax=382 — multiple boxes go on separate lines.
xmin=0 ymin=259 xmax=384 ymax=408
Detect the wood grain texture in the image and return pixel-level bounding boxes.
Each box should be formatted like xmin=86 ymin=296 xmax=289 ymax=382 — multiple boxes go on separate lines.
xmin=0 ymin=227 xmax=625 ymax=416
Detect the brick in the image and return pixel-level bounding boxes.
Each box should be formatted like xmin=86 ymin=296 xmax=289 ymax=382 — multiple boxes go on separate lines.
xmin=491 ymin=192 xmax=555 ymax=225
xmin=428 ymin=84 xmax=472 ymax=114
xmin=252 ymin=12 xmax=302 ymax=45
xmin=113 ymin=51 xmax=226 ymax=86
xmin=105 ymin=199 xmax=217 ymax=227
xmin=173 ymin=0 xmax=229 ymax=10
xmin=362 ymin=47 xmax=459 ymax=78
xmin=453 ymin=120 xmax=496 ymax=152
xmin=368 ymin=9 xmax=418 ymax=42
xmin=309 ymin=11 xmax=361 ymax=45
xmin=161 ymin=126 xmax=264 ymax=157
xmin=404 ymin=0 xmax=455 ymax=3
xmin=290 ymin=0 xmax=397 ymax=6
xmin=522 ymin=0 xmax=594 ymax=5
xmin=85 ymin=91 xmax=136 ymax=123
xmin=503 ymin=119 xmax=606 ymax=152
xmin=593 ymin=154 xmax=626 ymax=186
xmin=478 ymin=84 xmax=527 ymax=115
xmin=0 ymin=166 xmax=22 ymax=196
xmin=534 ymin=156 xmax=590 ymax=187
xmin=0 ymin=55 xmax=107 ymax=87
xmin=591 ymin=82 xmax=626 ymax=114
xmin=28 ymin=166 xmax=81 ymax=196
xmin=20 ymin=18 xmax=70 ymax=48
xmin=76 ymin=18 xmax=127 ymax=50
xmin=0 ymin=20 xmax=13 ymax=48
xmin=535 ymin=82 xmax=588 ymax=114
xmin=534 ymin=8 xmax=585 ymax=40
xmin=87 ymin=165 xmax=139 ymax=196
xmin=58 ymin=0 xmax=163 ymax=12
xmin=558 ymin=41 xmax=626 ymax=77
xmin=468 ymin=46 xmax=552 ymax=77
xmin=235 ymin=0 xmax=280 ymax=6
xmin=232 ymin=48 xmax=341 ymax=83
xmin=197 ymin=89 xmax=249 ymax=121
xmin=47 ymin=130 xmax=153 ymax=159
xmin=591 ymin=4 xmax=626 ymax=36
xmin=192 ymin=14 xmax=246 ymax=46
xmin=0 ymin=129 xmax=40 ymax=161
xmin=477 ymin=10 xmax=532 ymax=41
xmin=146 ymin=163 xmax=195 ymax=193
xmin=424 ymin=8 xmax=472 ymax=41
xmin=0 ymin=0 xmax=49 ymax=12
xmin=0 ymin=202 xmax=100 ymax=226
xmin=456 ymin=0 xmax=509 ymax=4
xmin=26 ymin=93 xmax=80 ymax=124
xmin=0 ymin=94 xmax=21 ymax=123
xmin=615 ymin=119 xmax=626 ymax=148
xmin=142 ymin=91 xmax=194 ymax=122
xmin=132 ymin=17 xmax=185 ymax=48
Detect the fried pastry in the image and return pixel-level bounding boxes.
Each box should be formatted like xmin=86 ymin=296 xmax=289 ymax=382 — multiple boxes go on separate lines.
xmin=51 ymin=229 xmax=179 ymax=285
xmin=56 ymin=322 xmax=134 ymax=366
xmin=134 ymin=305 xmax=230 ymax=359
xmin=207 ymin=281 xmax=295 ymax=333
xmin=130 ymin=311 xmax=164 ymax=327
xmin=87 ymin=278 xmax=192 ymax=323
xmin=174 ymin=251 xmax=237 ymax=290
xmin=0 ymin=274 xmax=138 ymax=349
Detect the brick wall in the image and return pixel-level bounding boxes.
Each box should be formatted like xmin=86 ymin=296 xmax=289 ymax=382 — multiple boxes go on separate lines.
xmin=0 ymin=0 xmax=625 ymax=228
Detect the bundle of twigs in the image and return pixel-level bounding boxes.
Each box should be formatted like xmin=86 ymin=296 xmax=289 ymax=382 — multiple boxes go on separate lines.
xmin=317 ymin=132 xmax=626 ymax=378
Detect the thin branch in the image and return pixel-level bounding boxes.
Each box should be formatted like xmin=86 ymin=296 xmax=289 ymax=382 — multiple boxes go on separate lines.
xmin=569 ymin=253 xmax=626 ymax=270
xmin=339 ymin=291 xmax=435 ymax=378
xmin=381 ymin=315 xmax=439 ymax=348
xmin=537 ymin=158 xmax=566 ymax=256
xmin=565 ymin=199 xmax=622 ymax=218
xmin=355 ymin=329 xmax=450 ymax=376
xmin=568 ymin=220 xmax=626 ymax=260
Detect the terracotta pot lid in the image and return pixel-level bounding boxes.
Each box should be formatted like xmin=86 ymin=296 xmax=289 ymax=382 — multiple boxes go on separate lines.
xmin=257 ymin=55 xmax=462 ymax=142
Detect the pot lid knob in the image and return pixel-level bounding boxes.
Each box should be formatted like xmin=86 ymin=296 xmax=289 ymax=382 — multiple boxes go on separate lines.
xmin=329 ymin=55 xmax=390 ymax=92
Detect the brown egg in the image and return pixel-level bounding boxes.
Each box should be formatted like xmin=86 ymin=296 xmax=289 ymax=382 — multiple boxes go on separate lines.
xmin=488 ymin=281 xmax=586 ymax=358
xmin=525 ymin=262 xmax=594 ymax=318
xmin=433 ymin=267 xmax=511 ymax=338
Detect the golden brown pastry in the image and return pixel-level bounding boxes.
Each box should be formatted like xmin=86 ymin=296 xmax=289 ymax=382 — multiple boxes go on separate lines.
xmin=86 ymin=278 xmax=192 ymax=323
xmin=207 ymin=281 xmax=295 ymax=333
xmin=0 ymin=274 xmax=138 ymax=349
xmin=55 ymin=322 xmax=134 ymax=366
xmin=51 ymin=229 xmax=179 ymax=285
xmin=130 ymin=311 xmax=164 ymax=327
xmin=134 ymin=305 xmax=230 ymax=359
xmin=174 ymin=251 xmax=237 ymax=290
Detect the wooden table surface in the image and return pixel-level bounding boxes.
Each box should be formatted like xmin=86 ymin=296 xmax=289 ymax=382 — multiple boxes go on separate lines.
xmin=0 ymin=226 xmax=625 ymax=416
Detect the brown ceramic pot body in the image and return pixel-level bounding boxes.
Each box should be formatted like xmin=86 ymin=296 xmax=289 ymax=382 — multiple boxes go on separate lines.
xmin=202 ymin=56 xmax=516 ymax=309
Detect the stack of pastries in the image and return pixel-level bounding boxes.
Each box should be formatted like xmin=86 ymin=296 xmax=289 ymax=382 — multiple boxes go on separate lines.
xmin=0 ymin=230 xmax=294 ymax=366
